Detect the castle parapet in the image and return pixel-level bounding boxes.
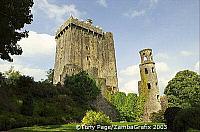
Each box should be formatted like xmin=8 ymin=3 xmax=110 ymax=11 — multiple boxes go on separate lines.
xmin=55 ymin=16 xmax=103 ymax=39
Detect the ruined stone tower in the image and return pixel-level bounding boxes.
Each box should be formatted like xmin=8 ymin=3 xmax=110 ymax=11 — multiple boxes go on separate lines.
xmin=138 ymin=48 xmax=161 ymax=121
xmin=53 ymin=16 xmax=118 ymax=93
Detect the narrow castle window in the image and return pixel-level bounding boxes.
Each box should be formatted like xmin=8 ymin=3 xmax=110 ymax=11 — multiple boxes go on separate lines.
xmin=86 ymin=46 xmax=88 ymax=50
xmin=157 ymin=95 xmax=159 ymax=100
xmin=152 ymin=67 xmax=154 ymax=73
xmin=145 ymin=68 xmax=148 ymax=74
xmin=156 ymin=82 xmax=158 ymax=86
xmin=147 ymin=83 xmax=151 ymax=89
xmin=86 ymin=56 xmax=89 ymax=61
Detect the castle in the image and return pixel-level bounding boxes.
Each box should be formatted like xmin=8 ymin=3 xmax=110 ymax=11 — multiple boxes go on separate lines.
xmin=138 ymin=49 xmax=161 ymax=121
xmin=53 ymin=16 xmax=161 ymax=121
xmin=53 ymin=16 xmax=118 ymax=94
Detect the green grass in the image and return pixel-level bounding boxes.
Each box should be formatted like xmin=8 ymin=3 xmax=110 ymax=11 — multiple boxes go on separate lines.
xmin=9 ymin=122 xmax=168 ymax=132
xmin=8 ymin=122 xmax=200 ymax=132
xmin=9 ymin=123 xmax=78 ymax=132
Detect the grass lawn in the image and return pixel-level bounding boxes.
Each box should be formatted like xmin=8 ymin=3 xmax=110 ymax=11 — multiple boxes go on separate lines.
xmin=9 ymin=122 xmax=169 ymax=132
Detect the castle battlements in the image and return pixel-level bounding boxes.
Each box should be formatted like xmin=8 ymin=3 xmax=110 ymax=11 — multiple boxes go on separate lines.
xmin=55 ymin=16 xmax=103 ymax=39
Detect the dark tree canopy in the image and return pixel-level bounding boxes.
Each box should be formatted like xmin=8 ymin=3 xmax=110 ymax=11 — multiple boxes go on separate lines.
xmin=164 ymin=70 xmax=200 ymax=108
xmin=64 ymin=71 xmax=100 ymax=104
xmin=0 ymin=0 xmax=34 ymax=62
xmin=44 ymin=69 xmax=54 ymax=83
xmin=164 ymin=107 xmax=183 ymax=132
xmin=0 ymin=70 xmax=101 ymax=130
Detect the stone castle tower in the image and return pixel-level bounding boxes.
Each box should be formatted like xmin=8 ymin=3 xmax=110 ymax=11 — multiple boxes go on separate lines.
xmin=138 ymin=49 xmax=161 ymax=121
xmin=53 ymin=16 xmax=118 ymax=93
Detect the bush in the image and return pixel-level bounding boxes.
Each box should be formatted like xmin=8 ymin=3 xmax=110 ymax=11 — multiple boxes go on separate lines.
xmin=150 ymin=110 xmax=165 ymax=123
xmin=173 ymin=107 xmax=200 ymax=132
xmin=82 ymin=110 xmax=111 ymax=125
xmin=0 ymin=112 xmax=31 ymax=131
xmin=64 ymin=71 xmax=100 ymax=105
xmin=164 ymin=107 xmax=182 ymax=131
xmin=0 ymin=70 xmax=102 ymax=130
xmin=0 ymin=112 xmax=73 ymax=131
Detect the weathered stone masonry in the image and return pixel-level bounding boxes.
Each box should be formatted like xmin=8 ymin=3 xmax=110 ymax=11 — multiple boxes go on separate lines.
xmin=138 ymin=49 xmax=161 ymax=121
xmin=53 ymin=16 xmax=118 ymax=93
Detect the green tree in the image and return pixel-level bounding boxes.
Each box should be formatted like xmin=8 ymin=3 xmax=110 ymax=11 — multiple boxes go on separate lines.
xmin=44 ymin=69 xmax=54 ymax=83
xmin=135 ymin=96 xmax=145 ymax=121
xmin=164 ymin=70 xmax=200 ymax=108
xmin=150 ymin=110 xmax=165 ymax=123
xmin=5 ymin=66 xmax=22 ymax=80
xmin=0 ymin=72 xmax=6 ymax=84
xmin=64 ymin=71 xmax=100 ymax=104
xmin=0 ymin=0 xmax=34 ymax=61
xmin=111 ymin=92 xmax=126 ymax=109
xmin=173 ymin=107 xmax=200 ymax=132
xmin=122 ymin=93 xmax=138 ymax=121
xmin=111 ymin=92 xmax=143 ymax=121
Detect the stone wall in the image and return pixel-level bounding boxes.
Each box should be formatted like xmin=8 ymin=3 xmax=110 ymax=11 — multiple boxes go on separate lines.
xmin=53 ymin=16 xmax=118 ymax=93
xmin=138 ymin=49 xmax=161 ymax=122
xmin=91 ymin=94 xmax=119 ymax=121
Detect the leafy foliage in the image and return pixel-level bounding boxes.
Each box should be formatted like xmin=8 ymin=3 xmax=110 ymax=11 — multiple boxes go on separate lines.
xmin=82 ymin=110 xmax=111 ymax=125
xmin=164 ymin=107 xmax=182 ymax=131
xmin=44 ymin=69 xmax=54 ymax=83
xmin=173 ymin=107 xmax=200 ymax=132
xmin=150 ymin=110 xmax=165 ymax=123
xmin=4 ymin=66 xmax=22 ymax=80
xmin=110 ymin=92 xmax=144 ymax=122
xmin=0 ymin=69 xmax=100 ymax=130
xmin=64 ymin=71 xmax=100 ymax=105
xmin=164 ymin=70 xmax=200 ymax=108
xmin=0 ymin=0 xmax=34 ymax=61
xmin=164 ymin=107 xmax=200 ymax=132
xmin=111 ymin=92 xmax=126 ymax=109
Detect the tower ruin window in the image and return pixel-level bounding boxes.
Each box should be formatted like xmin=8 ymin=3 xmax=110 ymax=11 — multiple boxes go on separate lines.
xmin=157 ymin=95 xmax=159 ymax=100
xmin=60 ymin=75 xmax=62 ymax=82
xmin=86 ymin=56 xmax=89 ymax=61
xmin=86 ymin=46 xmax=89 ymax=50
xmin=145 ymin=68 xmax=148 ymax=74
xmin=144 ymin=56 xmax=147 ymax=61
xmin=152 ymin=67 xmax=154 ymax=73
xmin=147 ymin=83 xmax=151 ymax=89
xmin=156 ymin=82 xmax=158 ymax=86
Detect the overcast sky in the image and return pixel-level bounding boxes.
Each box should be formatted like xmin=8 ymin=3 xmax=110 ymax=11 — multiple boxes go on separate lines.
xmin=0 ymin=0 xmax=199 ymax=94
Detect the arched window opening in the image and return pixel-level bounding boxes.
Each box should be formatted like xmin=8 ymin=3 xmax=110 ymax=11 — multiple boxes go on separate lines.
xmin=144 ymin=56 xmax=148 ymax=61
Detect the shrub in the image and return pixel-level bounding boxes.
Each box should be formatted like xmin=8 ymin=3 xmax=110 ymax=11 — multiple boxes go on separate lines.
xmin=173 ymin=107 xmax=200 ymax=132
xmin=82 ymin=110 xmax=111 ymax=125
xmin=150 ymin=110 xmax=165 ymax=123
xmin=164 ymin=107 xmax=182 ymax=131
xmin=64 ymin=71 xmax=100 ymax=105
